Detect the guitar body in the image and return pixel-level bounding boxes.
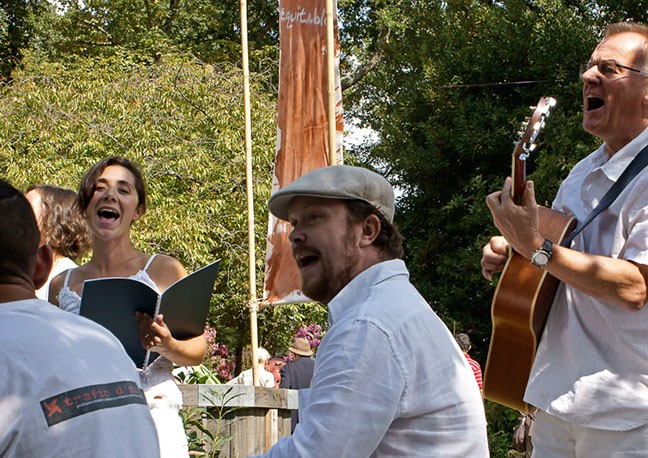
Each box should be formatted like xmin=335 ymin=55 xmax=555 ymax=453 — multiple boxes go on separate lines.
xmin=483 ymin=206 xmax=576 ymax=412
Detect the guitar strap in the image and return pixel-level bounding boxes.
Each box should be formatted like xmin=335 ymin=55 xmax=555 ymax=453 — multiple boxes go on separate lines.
xmin=561 ymin=143 xmax=648 ymax=247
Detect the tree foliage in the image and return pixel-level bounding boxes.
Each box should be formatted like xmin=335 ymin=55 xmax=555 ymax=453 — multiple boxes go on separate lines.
xmin=3 ymin=1 xmax=648 ymax=446
xmin=0 ymin=51 xmax=285 ymax=351
xmin=0 ymin=0 xmax=50 ymax=81
xmin=43 ymin=0 xmax=279 ymax=72
xmin=341 ymin=0 xmax=648 ymax=360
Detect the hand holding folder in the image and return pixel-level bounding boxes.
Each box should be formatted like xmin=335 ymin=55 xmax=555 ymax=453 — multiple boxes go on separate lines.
xmin=80 ymin=260 xmax=221 ymax=368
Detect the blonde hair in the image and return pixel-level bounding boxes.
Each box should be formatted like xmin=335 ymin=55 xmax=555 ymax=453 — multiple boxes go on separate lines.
xmin=257 ymin=348 xmax=271 ymax=364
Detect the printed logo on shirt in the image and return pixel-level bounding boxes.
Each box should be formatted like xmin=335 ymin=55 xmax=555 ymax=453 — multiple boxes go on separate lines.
xmin=40 ymin=380 xmax=147 ymax=427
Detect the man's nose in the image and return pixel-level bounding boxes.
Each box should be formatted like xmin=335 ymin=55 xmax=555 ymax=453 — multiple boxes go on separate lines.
xmin=580 ymin=65 xmax=598 ymax=83
xmin=289 ymin=226 xmax=304 ymax=243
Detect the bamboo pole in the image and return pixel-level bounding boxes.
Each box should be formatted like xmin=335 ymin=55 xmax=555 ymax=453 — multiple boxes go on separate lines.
xmin=240 ymin=0 xmax=259 ymax=386
xmin=326 ymin=0 xmax=340 ymax=166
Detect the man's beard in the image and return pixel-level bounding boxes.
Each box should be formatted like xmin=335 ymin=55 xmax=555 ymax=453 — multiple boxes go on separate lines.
xmin=301 ymin=258 xmax=355 ymax=304
xmin=300 ymin=231 xmax=359 ymax=304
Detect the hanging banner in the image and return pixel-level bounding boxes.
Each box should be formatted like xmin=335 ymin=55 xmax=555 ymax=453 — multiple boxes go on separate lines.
xmin=263 ymin=0 xmax=343 ymax=305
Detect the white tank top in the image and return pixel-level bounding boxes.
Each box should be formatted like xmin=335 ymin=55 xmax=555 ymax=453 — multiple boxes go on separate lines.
xmin=57 ymin=254 xmax=160 ymax=315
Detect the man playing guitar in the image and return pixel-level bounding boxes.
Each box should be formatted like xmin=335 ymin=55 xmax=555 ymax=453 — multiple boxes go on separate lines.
xmin=482 ymin=22 xmax=648 ymax=455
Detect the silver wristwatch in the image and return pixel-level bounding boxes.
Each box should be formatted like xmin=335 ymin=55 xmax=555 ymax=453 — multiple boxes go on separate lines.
xmin=530 ymin=239 xmax=553 ymax=269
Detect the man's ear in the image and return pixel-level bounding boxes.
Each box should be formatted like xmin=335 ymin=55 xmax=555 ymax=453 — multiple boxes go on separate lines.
xmin=33 ymin=245 xmax=53 ymax=290
xmin=359 ymin=214 xmax=381 ymax=248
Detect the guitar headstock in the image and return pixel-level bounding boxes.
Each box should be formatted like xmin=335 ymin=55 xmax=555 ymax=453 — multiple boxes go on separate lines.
xmin=516 ymin=97 xmax=556 ymax=161
xmin=511 ymin=97 xmax=557 ymax=203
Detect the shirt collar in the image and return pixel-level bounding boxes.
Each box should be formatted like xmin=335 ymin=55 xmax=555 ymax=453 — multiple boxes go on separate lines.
xmin=328 ymin=259 xmax=408 ymax=325
xmin=600 ymin=126 xmax=648 ymax=182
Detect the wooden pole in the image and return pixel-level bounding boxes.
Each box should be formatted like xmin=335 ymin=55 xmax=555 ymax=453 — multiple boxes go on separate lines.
xmin=240 ymin=0 xmax=259 ymax=386
xmin=326 ymin=0 xmax=340 ymax=166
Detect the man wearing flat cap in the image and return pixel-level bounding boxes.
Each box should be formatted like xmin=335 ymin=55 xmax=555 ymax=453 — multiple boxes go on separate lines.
xmin=259 ymin=165 xmax=488 ymax=457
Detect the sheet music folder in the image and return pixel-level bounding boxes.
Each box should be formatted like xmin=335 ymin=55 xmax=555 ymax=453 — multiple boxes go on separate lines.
xmin=80 ymin=259 xmax=221 ymax=368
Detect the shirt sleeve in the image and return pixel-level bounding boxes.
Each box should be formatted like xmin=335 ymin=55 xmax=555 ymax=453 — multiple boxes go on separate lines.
xmin=260 ymin=320 xmax=405 ymax=457
xmin=620 ymin=182 xmax=648 ymax=265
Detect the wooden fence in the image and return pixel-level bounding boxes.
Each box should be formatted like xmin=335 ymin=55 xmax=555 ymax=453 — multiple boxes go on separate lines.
xmin=180 ymin=384 xmax=298 ymax=457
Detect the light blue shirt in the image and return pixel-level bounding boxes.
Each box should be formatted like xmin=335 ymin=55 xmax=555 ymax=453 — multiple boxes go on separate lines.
xmin=260 ymin=259 xmax=488 ymax=457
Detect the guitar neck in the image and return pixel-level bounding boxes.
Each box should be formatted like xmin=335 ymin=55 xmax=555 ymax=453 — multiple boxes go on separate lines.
xmin=512 ymin=146 xmax=527 ymax=205
xmin=510 ymin=97 xmax=556 ymax=206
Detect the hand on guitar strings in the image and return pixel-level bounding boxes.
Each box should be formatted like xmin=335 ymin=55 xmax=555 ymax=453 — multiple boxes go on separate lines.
xmin=485 ymin=177 xmax=545 ymax=261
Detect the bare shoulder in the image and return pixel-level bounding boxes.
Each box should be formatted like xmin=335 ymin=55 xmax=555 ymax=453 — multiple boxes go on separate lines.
xmin=48 ymin=267 xmax=76 ymax=305
xmin=48 ymin=270 xmax=68 ymax=306
xmin=148 ymin=254 xmax=188 ymax=292
xmin=48 ymin=264 xmax=92 ymax=305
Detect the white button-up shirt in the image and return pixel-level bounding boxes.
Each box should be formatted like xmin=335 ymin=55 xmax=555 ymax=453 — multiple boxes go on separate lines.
xmin=525 ymin=127 xmax=648 ymax=430
xmin=260 ymin=259 xmax=488 ymax=457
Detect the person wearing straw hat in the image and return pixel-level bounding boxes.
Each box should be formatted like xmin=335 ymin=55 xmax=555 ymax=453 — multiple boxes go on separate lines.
xmin=259 ymin=165 xmax=488 ymax=457
xmin=280 ymin=337 xmax=315 ymax=432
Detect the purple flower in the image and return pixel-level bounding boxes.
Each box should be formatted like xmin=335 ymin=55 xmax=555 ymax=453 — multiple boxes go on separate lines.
xmin=203 ymin=325 xmax=236 ymax=382
xmin=293 ymin=323 xmax=325 ymax=352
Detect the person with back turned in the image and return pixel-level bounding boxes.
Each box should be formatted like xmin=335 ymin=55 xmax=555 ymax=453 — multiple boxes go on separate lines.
xmin=0 ymin=179 xmax=159 ymax=457
xmin=280 ymin=337 xmax=316 ymax=432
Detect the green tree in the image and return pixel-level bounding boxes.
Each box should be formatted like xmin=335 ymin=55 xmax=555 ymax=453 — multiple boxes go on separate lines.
xmin=0 ymin=50 xmax=283 ymax=352
xmin=44 ymin=0 xmax=279 ymax=70
xmin=0 ymin=0 xmax=51 ymax=81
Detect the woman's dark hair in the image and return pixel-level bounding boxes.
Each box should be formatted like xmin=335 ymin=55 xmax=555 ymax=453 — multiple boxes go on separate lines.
xmin=77 ymin=156 xmax=147 ymax=214
xmin=345 ymin=199 xmax=404 ymax=259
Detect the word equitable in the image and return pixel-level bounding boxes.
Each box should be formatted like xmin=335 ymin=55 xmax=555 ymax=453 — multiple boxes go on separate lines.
xmin=280 ymin=7 xmax=328 ymax=29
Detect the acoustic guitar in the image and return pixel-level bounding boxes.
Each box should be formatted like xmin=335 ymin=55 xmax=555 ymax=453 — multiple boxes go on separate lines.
xmin=483 ymin=97 xmax=576 ymax=412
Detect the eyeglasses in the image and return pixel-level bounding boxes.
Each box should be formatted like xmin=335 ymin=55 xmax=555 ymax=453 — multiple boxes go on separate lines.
xmin=581 ymin=59 xmax=648 ymax=78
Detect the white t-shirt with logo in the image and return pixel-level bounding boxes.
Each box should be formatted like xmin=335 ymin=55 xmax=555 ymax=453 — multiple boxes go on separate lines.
xmin=0 ymin=298 xmax=160 ymax=457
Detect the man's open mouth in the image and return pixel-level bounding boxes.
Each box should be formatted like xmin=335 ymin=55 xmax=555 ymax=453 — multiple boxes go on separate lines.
xmin=587 ymin=96 xmax=605 ymax=111
xmin=296 ymin=254 xmax=319 ymax=269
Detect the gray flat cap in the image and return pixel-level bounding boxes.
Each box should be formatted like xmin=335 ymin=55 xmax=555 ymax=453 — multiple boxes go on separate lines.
xmin=268 ymin=165 xmax=395 ymax=223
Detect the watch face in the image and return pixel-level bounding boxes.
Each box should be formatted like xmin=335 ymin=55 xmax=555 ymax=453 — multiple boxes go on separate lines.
xmin=533 ymin=251 xmax=549 ymax=266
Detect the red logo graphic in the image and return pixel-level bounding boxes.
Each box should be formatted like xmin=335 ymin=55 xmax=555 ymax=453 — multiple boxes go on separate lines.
xmin=43 ymin=399 xmax=62 ymax=418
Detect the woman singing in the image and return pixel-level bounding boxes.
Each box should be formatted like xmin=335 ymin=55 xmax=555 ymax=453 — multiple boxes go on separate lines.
xmin=50 ymin=156 xmax=206 ymax=457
